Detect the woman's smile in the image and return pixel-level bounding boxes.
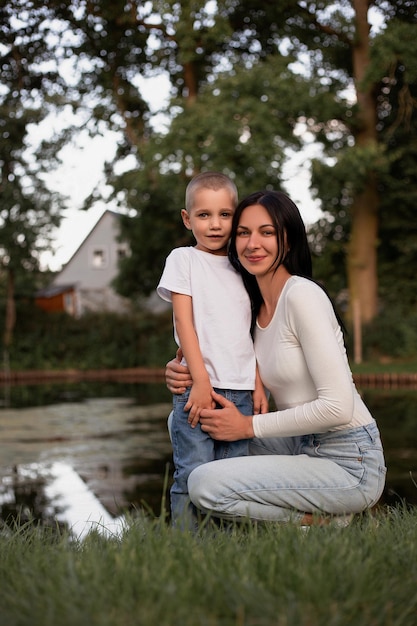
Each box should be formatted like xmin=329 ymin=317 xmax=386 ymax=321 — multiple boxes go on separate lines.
xmin=244 ymin=253 xmax=268 ymax=264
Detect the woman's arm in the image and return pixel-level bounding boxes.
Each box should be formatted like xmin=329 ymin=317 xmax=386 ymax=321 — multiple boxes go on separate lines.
xmin=199 ymin=282 xmax=355 ymax=441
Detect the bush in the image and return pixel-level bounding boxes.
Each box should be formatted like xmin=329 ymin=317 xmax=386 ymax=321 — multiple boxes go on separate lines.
xmin=2 ymin=303 xmax=176 ymax=371
xmin=360 ymin=307 xmax=417 ymax=360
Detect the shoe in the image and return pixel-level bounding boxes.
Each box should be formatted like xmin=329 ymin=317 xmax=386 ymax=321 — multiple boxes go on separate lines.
xmin=299 ymin=513 xmax=354 ymax=528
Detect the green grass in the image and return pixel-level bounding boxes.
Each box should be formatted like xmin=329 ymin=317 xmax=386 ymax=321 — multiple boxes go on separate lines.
xmin=1 ymin=506 xmax=417 ymax=626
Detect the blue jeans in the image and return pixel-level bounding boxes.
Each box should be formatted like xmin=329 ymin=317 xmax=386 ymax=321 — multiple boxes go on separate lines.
xmin=188 ymin=422 xmax=386 ymax=522
xmin=170 ymin=387 xmax=252 ymax=529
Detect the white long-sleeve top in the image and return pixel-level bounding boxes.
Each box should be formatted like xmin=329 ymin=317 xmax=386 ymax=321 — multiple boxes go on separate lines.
xmin=253 ymin=276 xmax=374 ymax=438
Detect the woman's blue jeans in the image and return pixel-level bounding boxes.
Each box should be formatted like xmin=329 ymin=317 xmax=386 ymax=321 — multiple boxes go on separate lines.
xmin=188 ymin=422 xmax=386 ymax=522
xmin=170 ymin=387 xmax=252 ymax=529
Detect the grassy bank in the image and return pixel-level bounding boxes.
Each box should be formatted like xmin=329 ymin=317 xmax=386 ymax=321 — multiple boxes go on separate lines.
xmin=1 ymin=507 xmax=417 ymax=626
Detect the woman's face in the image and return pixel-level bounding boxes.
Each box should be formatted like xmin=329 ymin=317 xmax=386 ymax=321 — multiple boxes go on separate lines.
xmin=235 ymin=203 xmax=280 ymax=277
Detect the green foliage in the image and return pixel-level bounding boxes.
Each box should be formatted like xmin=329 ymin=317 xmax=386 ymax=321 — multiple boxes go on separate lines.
xmin=3 ymin=304 xmax=176 ymax=370
xmin=0 ymin=0 xmax=76 ymax=352
xmin=1 ymin=0 xmax=417 ymax=352
xmin=1 ymin=508 xmax=417 ymax=625
xmin=361 ymin=307 xmax=417 ymax=360
xmin=107 ymin=0 xmax=417 ymax=314
xmin=0 ymin=1 xmax=70 ymax=274
xmin=309 ymin=12 xmax=417 ymax=330
xmin=112 ymin=55 xmax=314 ymax=297
xmin=308 ymin=215 xmax=350 ymax=301
xmin=376 ymin=60 xmax=417 ymax=314
xmin=366 ymin=16 xmax=417 ymax=87
xmin=5 ymin=295 xmax=417 ymax=368
xmin=112 ymin=174 xmax=192 ymax=298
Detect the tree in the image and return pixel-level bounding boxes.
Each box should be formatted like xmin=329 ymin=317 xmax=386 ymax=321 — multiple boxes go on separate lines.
xmin=0 ymin=0 xmax=70 ymax=369
xmin=111 ymin=55 xmax=311 ymax=298
xmin=370 ymin=16 xmax=417 ymax=314
xmin=57 ymin=0 xmax=316 ymax=298
xmin=308 ymin=10 xmax=417 ymax=358
xmin=3 ymin=0 xmax=416 ymax=343
xmin=308 ymin=1 xmax=417 ymax=326
xmin=61 ymin=0 xmax=416 ymax=329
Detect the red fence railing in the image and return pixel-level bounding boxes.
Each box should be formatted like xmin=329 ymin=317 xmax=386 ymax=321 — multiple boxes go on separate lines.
xmin=1 ymin=369 xmax=417 ymax=389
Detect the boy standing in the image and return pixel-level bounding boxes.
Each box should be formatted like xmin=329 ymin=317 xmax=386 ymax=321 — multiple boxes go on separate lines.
xmin=157 ymin=172 xmax=267 ymax=529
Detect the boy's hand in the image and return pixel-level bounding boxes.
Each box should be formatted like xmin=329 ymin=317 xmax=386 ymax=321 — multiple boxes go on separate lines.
xmin=185 ymin=381 xmax=215 ymax=427
xmin=253 ymin=366 xmax=269 ymax=414
xmin=252 ymin=387 xmax=269 ymax=415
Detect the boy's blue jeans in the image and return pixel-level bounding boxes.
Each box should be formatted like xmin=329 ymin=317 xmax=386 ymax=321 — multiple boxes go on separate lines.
xmin=170 ymin=387 xmax=252 ymax=529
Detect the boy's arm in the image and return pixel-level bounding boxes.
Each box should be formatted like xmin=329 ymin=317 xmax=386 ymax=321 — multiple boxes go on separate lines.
xmin=171 ymin=292 xmax=214 ymax=425
xmin=252 ymin=364 xmax=269 ymax=415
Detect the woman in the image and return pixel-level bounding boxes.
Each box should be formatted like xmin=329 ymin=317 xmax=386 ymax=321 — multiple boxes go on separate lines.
xmin=166 ymin=190 xmax=386 ymax=525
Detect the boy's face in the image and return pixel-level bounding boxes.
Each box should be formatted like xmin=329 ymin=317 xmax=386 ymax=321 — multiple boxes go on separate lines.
xmin=181 ymin=188 xmax=235 ymax=256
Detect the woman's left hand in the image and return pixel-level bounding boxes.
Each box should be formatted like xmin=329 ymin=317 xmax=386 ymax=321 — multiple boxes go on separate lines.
xmin=199 ymin=390 xmax=255 ymax=441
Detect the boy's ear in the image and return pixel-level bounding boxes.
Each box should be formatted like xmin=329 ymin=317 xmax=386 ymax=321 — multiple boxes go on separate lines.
xmin=181 ymin=209 xmax=192 ymax=230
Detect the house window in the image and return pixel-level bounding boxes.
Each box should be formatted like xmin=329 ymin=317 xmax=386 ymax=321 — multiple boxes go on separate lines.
xmin=91 ymin=247 xmax=107 ymax=268
xmin=116 ymin=244 xmax=129 ymax=261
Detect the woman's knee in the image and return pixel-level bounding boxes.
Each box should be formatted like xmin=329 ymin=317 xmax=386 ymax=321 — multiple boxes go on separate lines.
xmin=188 ymin=464 xmax=217 ymax=511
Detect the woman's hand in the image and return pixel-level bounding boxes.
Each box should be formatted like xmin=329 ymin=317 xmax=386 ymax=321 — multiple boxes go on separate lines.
xmin=165 ymin=349 xmax=193 ymax=394
xmin=199 ymin=390 xmax=255 ymax=441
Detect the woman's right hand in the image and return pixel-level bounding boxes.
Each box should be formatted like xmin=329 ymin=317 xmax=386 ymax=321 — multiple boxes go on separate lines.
xmin=199 ymin=390 xmax=255 ymax=441
xmin=165 ymin=349 xmax=193 ymax=394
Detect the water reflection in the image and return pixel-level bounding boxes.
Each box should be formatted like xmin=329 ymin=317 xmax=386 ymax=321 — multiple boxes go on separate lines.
xmin=0 ymin=383 xmax=416 ymax=538
xmin=362 ymin=389 xmax=417 ymax=507
xmin=0 ymin=463 xmax=66 ymax=534
xmin=0 ymin=461 xmax=127 ymax=540
xmin=45 ymin=461 xmax=127 ymax=540
xmin=0 ymin=380 xmax=170 ymax=409
xmin=0 ymin=386 xmax=174 ymax=538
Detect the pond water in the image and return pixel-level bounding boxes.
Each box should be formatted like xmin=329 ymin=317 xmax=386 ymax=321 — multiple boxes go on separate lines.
xmin=0 ymin=382 xmax=416 ymax=539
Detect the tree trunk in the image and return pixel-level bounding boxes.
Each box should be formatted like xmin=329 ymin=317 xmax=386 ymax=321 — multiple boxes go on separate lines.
xmin=348 ymin=178 xmax=379 ymax=324
xmin=3 ymin=267 xmax=16 ymax=351
xmin=2 ymin=268 xmax=15 ymax=407
xmin=349 ymin=0 xmax=379 ymax=327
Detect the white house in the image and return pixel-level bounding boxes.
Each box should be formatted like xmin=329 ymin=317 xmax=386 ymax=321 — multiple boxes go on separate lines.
xmin=36 ymin=210 xmax=131 ymax=316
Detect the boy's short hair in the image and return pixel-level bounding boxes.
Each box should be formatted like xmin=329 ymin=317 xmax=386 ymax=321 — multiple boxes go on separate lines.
xmin=185 ymin=172 xmax=238 ymax=212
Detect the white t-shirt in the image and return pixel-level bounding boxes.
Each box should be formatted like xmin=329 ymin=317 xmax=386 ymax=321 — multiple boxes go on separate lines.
xmin=253 ymin=276 xmax=374 ymax=438
xmin=157 ymin=247 xmax=256 ymax=390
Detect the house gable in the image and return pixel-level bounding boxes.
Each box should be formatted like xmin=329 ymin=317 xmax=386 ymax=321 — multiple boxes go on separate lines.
xmin=53 ymin=211 xmax=128 ymax=291
xmin=43 ymin=210 xmax=131 ymax=316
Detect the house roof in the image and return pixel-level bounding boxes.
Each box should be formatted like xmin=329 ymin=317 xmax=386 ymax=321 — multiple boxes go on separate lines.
xmin=36 ymin=284 xmax=76 ymax=298
xmin=58 ymin=209 xmax=122 ymax=271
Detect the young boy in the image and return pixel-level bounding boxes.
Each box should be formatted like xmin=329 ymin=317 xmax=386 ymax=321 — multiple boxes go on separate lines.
xmin=157 ymin=172 xmax=267 ymax=529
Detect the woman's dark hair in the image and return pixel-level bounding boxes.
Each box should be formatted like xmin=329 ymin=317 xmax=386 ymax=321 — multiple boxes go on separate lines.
xmin=228 ymin=190 xmax=345 ymax=335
